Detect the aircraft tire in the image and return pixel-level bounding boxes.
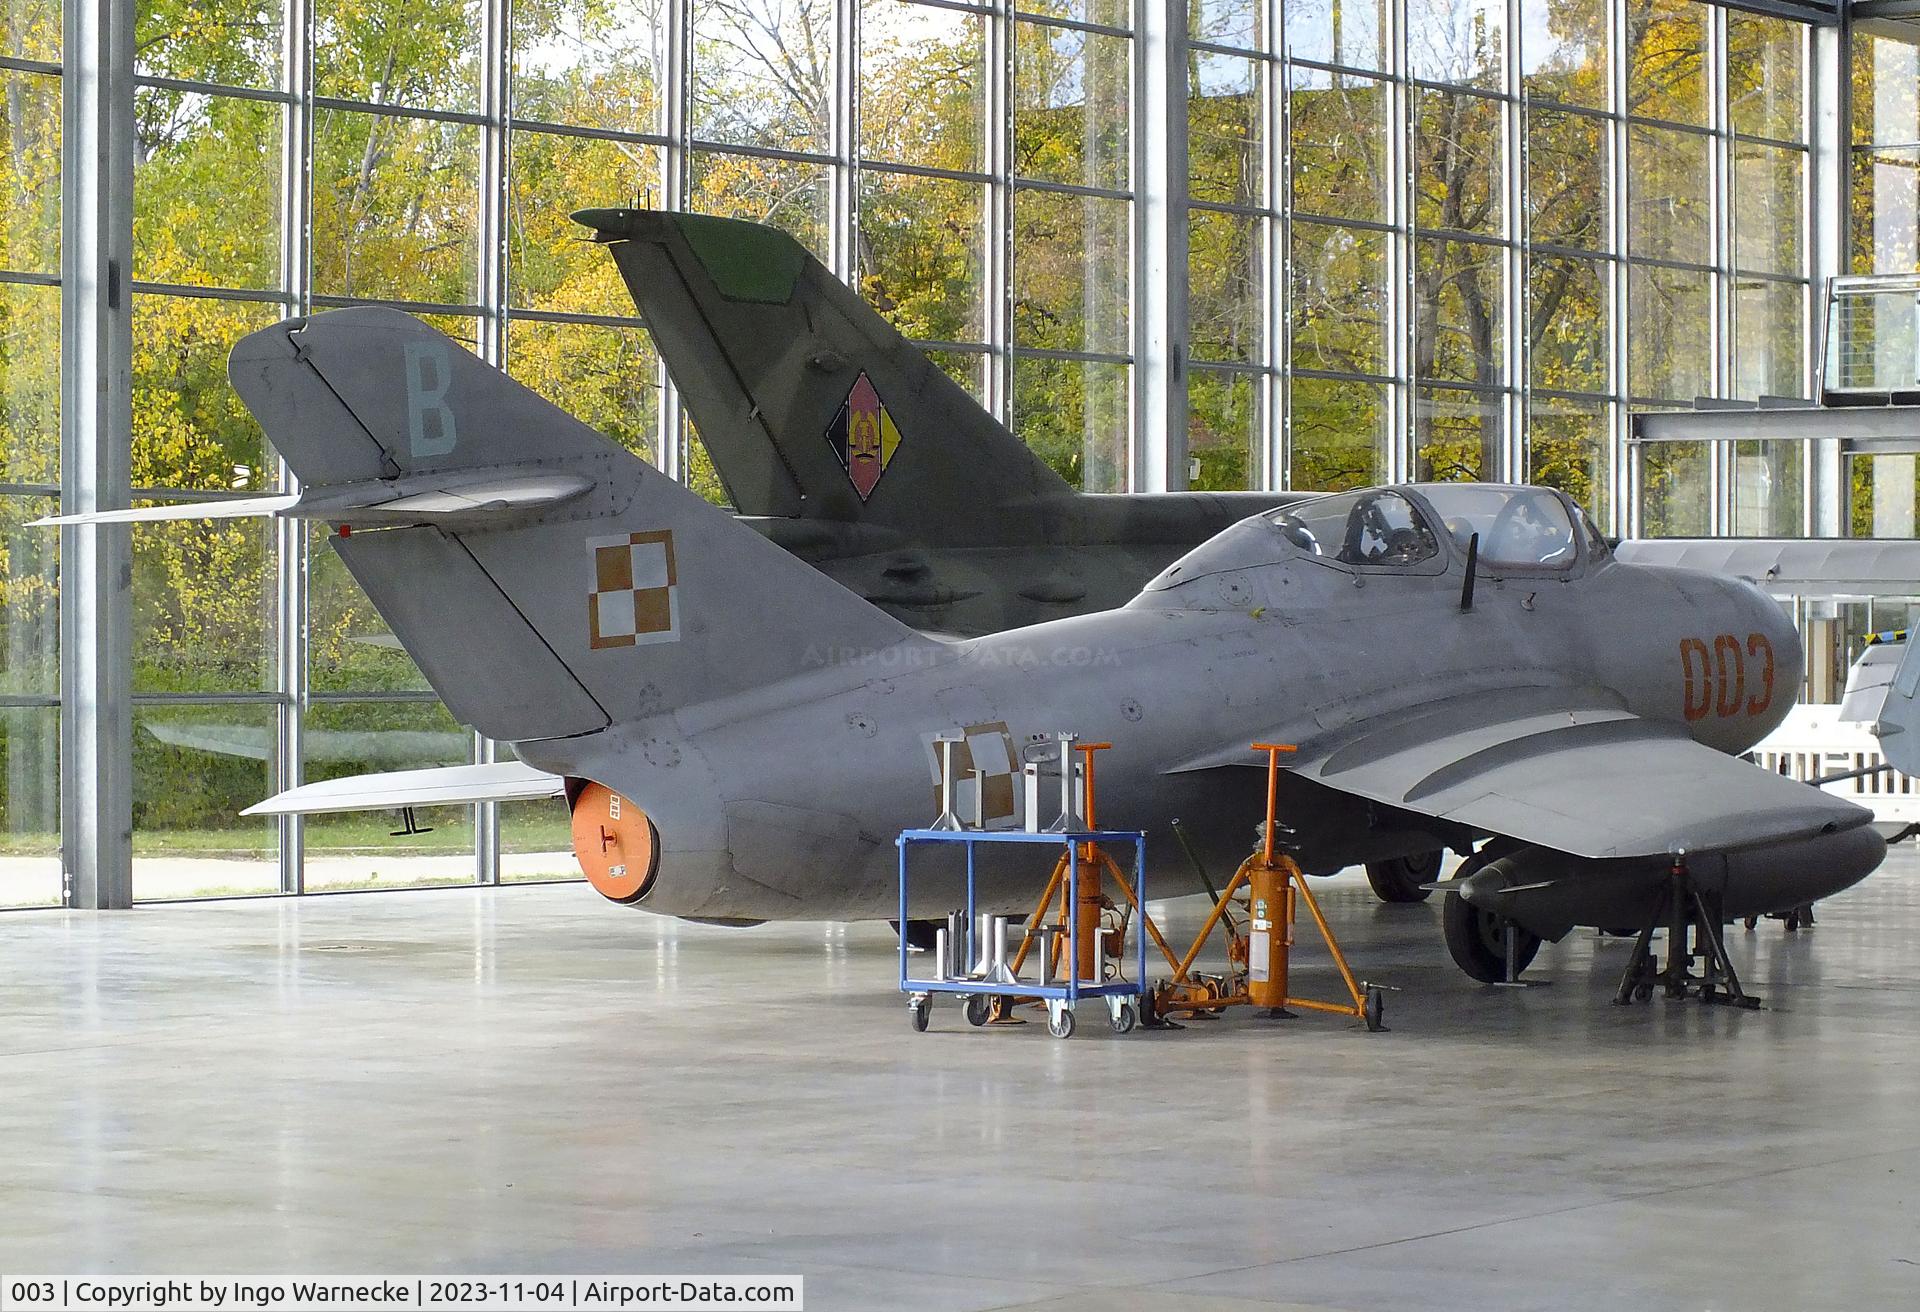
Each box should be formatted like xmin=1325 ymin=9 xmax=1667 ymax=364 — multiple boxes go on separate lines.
xmin=1364 ymin=850 xmax=1443 ymax=903
xmin=890 ymin=919 xmax=941 ymax=952
xmin=1443 ymin=892 xmax=1541 ymax=983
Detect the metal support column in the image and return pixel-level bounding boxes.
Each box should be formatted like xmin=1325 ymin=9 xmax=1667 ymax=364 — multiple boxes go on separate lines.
xmin=830 ymin=0 xmax=860 ymax=285
xmin=275 ymin=0 xmax=314 ymax=895
xmin=659 ymin=0 xmax=692 ymax=482
xmin=1385 ymin=0 xmax=1413 ymax=484
xmin=1707 ymin=5 xmax=1732 ymax=534
xmin=1808 ymin=14 xmax=1850 ymax=537
xmin=472 ymin=0 xmax=511 ymax=886
xmin=1610 ymin=0 xmax=1636 ymax=537
xmin=1504 ymin=0 xmax=1528 ymax=484
xmin=59 ymin=0 xmax=136 ymax=909
xmin=1267 ymin=0 xmax=1288 ymax=492
xmin=984 ymin=1 xmax=1015 ymax=426
xmin=1132 ymin=0 xmax=1187 ymax=493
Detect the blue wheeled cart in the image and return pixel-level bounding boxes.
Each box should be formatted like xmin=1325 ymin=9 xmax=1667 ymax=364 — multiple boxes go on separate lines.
xmin=897 ymin=827 xmax=1148 ymax=1038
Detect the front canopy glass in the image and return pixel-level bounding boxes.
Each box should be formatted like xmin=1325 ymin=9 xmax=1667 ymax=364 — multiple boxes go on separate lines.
xmin=1413 ymin=483 xmax=1578 ymax=569
xmin=1267 ymin=489 xmax=1440 ymax=567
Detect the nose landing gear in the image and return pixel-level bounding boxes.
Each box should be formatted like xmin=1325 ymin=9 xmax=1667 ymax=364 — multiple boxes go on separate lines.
xmin=1442 ymin=893 xmax=1543 ymax=984
xmin=1365 ymin=850 xmax=1443 ymax=903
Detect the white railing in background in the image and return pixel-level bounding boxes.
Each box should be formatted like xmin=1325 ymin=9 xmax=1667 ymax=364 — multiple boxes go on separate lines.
xmin=1750 ymin=704 xmax=1920 ymax=823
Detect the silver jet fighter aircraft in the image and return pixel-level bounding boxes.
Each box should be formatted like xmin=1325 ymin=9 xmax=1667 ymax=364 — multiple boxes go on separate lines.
xmin=130 ymin=310 xmax=1885 ymax=988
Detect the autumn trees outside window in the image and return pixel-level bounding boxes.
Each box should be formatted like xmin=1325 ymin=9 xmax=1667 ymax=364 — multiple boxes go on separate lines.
xmin=1 ymin=0 xmax=61 ymax=905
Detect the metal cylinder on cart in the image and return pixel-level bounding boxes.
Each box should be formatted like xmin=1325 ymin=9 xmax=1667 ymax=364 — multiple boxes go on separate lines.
xmin=1069 ymin=742 xmax=1113 ymax=988
xmin=1074 ymin=847 xmax=1103 ymax=986
xmin=1246 ymin=860 xmax=1291 ymax=1009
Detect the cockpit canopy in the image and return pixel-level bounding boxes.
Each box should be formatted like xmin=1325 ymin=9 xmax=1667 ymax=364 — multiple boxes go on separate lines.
xmin=1269 ymin=489 xmax=1440 ymax=567
xmin=1145 ymin=482 xmax=1597 ymax=593
xmin=1408 ymin=483 xmax=1581 ymax=570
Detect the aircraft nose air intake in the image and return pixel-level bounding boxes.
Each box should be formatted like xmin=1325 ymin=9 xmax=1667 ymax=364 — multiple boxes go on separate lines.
xmin=570 ymin=781 xmax=660 ymax=905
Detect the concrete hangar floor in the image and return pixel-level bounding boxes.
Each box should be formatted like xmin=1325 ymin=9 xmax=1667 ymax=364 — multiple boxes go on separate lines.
xmin=1 ymin=856 xmax=1917 ymax=1312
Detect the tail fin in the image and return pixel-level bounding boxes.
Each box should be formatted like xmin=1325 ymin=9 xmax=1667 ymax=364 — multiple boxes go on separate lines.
xmin=572 ymin=208 xmax=1071 ymax=529
xmin=228 ymin=308 xmax=930 ymax=744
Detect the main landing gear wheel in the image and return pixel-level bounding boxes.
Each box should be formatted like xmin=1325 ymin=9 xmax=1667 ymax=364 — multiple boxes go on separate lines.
xmin=908 ymin=996 xmax=931 ymax=1032
xmin=1363 ymin=988 xmax=1386 ymax=1032
xmin=1047 ymin=1007 xmax=1076 ymax=1039
xmin=1443 ymin=893 xmax=1541 ymax=983
xmin=1365 ymin=850 xmax=1442 ymax=903
xmin=964 ymin=994 xmax=994 ymax=1028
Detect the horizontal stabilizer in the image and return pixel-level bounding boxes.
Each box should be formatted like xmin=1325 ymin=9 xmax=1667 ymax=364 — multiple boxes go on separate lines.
xmin=32 ymin=472 xmax=596 ymax=530
xmin=242 ymin=761 xmax=565 ymax=816
xmin=32 ymin=494 xmax=301 ymax=527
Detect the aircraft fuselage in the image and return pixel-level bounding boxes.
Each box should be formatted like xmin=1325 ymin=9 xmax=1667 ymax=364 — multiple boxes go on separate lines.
xmin=520 ymin=525 xmax=1829 ymax=929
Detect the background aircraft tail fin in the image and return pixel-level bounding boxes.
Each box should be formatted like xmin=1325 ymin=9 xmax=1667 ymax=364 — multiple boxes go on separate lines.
xmin=1874 ymin=635 xmax=1920 ymax=775
xmin=228 ymin=308 xmax=932 ymax=744
xmin=572 ymin=208 xmax=1072 ymax=530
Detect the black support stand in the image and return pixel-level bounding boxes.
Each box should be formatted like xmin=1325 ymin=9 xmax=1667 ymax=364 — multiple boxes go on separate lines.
xmin=1613 ymin=855 xmax=1762 ymax=1010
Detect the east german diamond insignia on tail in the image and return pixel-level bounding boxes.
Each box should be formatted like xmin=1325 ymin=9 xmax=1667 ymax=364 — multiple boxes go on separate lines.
xmin=825 ymin=372 xmax=900 ymax=501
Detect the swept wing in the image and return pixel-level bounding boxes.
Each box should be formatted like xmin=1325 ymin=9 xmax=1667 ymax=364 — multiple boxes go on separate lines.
xmin=1176 ymin=686 xmax=1872 ymax=861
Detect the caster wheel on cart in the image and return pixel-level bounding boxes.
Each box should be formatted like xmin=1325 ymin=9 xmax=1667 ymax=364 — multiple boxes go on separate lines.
xmin=908 ymin=997 xmax=931 ymax=1032
xmin=964 ymin=994 xmax=993 ymax=1028
xmin=1047 ymin=1007 xmax=1076 ymax=1039
xmin=1111 ymin=1002 xmax=1137 ymax=1035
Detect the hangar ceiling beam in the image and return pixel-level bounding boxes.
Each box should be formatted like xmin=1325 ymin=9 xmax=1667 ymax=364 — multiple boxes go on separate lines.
xmin=1632 ymin=407 xmax=1920 ymax=442
xmin=59 ymin=0 xmax=136 ymax=909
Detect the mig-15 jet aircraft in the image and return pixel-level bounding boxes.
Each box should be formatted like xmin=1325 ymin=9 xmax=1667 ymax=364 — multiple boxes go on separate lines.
xmin=43 ymin=310 xmax=1888 ymax=989
xmin=574 ymin=209 xmax=1920 ymax=910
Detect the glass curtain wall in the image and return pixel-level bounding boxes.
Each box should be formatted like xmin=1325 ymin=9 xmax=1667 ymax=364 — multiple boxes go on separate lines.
xmin=1 ymin=0 xmax=1823 ymax=903
xmin=1 ymin=1 xmax=61 ymax=906
xmin=1848 ymin=27 xmax=1919 ymax=541
xmin=1183 ymin=0 xmax=1813 ymax=529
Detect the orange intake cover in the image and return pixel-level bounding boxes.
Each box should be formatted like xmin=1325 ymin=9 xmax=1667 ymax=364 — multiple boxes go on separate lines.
xmin=570 ymin=781 xmax=659 ymax=904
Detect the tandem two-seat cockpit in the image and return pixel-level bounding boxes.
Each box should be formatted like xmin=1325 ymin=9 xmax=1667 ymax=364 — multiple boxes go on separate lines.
xmin=1142 ymin=482 xmax=1612 ymax=598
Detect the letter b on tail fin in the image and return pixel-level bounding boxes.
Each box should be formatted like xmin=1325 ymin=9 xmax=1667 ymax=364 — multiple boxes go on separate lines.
xmin=404 ymin=339 xmax=458 ymax=458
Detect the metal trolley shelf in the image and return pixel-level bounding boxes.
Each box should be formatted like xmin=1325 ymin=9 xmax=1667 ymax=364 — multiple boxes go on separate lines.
xmin=897 ymin=827 xmax=1148 ymax=1038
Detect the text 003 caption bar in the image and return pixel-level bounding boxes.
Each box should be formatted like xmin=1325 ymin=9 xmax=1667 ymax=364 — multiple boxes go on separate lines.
xmin=0 ymin=1278 xmax=805 ymax=1312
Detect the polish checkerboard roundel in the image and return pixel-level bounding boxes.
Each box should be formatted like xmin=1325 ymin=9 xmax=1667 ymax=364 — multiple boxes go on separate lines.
xmin=588 ymin=530 xmax=680 ymax=650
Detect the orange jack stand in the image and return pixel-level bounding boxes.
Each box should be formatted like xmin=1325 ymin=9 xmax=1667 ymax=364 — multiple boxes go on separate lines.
xmin=1011 ymin=744 xmax=1122 ymax=991
xmin=1146 ymin=744 xmax=1386 ymax=1032
xmin=1000 ymin=743 xmax=1184 ymax=1017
